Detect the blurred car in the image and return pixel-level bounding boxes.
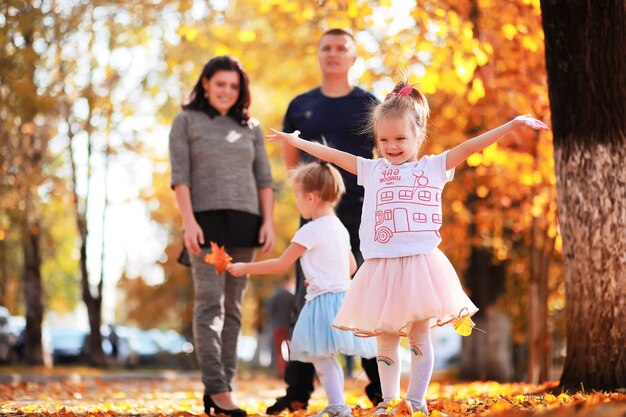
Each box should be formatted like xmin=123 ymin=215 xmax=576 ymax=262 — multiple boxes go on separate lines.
xmin=145 ymin=328 xmax=196 ymax=368
xmin=116 ymin=326 xmax=162 ymax=366
xmin=237 ymin=335 xmax=257 ymax=363
xmin=7 ymin=315 xmax=25 ymax=346
xmin=80 ymin=325 xmax=140 ymax=368
xmin=103 ymin=325 xmax=139 ymax=368
xmin=149 ymin=329 xmax=194 ymax=355
xmin=9 ymin=316 xmax=53 ymax=366
xmin=49 ymin=327 xmax=88 ymax=364
xmin=0 ymin=306 xmax=17 ymax=363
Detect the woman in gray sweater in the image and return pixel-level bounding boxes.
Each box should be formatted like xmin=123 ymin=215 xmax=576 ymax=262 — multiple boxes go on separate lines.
xmin=169 ymin=55 xmax=274 ymax=417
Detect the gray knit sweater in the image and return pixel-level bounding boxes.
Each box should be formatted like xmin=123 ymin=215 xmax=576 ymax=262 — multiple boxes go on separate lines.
xmin=169 ymin=110 xmax=273 ymax=215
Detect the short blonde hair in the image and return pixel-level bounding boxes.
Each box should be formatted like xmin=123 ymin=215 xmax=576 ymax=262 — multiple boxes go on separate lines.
xmin=291 ymin=162 xmax=345 ymax=206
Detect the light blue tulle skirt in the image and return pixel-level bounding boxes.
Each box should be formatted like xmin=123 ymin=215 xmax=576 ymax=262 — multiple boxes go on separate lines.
xmin=289 ymin=291 xmax=376 ymax=362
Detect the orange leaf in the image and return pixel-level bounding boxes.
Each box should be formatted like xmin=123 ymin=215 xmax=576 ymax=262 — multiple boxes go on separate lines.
xmin=394 ymin=399 xmax=413 ymax=416
xmin=453 ymin=315 xmax=475 ymax=336
xmin=203 ymin=241 xmax=233 ymax=275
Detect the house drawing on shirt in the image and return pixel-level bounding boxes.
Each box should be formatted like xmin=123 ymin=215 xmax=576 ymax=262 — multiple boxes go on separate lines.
xmin=374 ymin=170 xmax=443 ymax=244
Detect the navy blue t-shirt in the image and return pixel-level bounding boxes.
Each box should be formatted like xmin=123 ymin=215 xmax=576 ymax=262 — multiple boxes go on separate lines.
xmin=283 ymin=86 xmax=378 ymax=209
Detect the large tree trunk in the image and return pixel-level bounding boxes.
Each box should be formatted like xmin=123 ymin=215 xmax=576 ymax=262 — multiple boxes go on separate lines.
xmin=541 ymin=0 xmax=626 ymax=391
xmin=22 ymin=192 xmax=44 ymax=365
xmin=17 ymin=17 xmax=46 ymax=367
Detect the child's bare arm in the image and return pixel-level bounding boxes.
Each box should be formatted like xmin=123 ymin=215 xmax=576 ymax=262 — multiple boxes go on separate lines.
xmin=446 ymin=115 xmax=550 ymax=170
xmin=228 ymin=242 xmax=306 ymax=277
xmin=267 ymin=129 xmax=358 ymax=175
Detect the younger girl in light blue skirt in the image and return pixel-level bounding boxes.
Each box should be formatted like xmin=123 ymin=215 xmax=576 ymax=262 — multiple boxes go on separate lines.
xmin=229 ymin=162 xmax=375 ymax=417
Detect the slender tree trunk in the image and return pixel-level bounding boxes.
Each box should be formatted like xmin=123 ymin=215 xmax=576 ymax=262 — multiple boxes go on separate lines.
xmin=22 ymin=191 xmax=44 ymax=365
xmin=541 ymin=0 xmax=626 ymax=391
xmin=67 ymin=109 xmax=106 ymax=367
xmin=528 ymin=151 xmax=552 ymax=384
xmin=78 ymin=214 xmax=105 ymax=366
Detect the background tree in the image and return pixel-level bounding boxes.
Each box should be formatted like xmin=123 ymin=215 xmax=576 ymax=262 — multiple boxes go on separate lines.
xmin=4 ymin=0 xmax=566 ymax=379
xmin=53 ymin=0 xmax=170 ymax=365
xmin=0 ymin=1 xmax=80 ymax=365
xmin=541 ymin=0 xmax=626 ymax=391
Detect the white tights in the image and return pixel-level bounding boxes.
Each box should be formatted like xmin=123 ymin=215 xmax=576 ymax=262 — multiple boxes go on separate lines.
xmin=376 ymin=320 xmax=433 ymax=408
xmin=311 ymin=355 xmax=345 ymax=407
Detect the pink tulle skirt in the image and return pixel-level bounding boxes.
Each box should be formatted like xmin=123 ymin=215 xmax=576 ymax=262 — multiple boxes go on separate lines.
xmin=333 ymin=248 xmax=478 ymax=337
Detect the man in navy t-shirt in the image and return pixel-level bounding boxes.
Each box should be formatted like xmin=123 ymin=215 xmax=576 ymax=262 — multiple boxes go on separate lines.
xmin=283 ymin=85 xmax=377 ymax=258
xmin=267 ymin=28 xmax=382 ymax=415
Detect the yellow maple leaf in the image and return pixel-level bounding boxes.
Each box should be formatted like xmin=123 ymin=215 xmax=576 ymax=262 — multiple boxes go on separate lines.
xmin=453 ymin=315 xmax=475 ymax=336
xmin=203 ymin=241 xmax=233 ymax=275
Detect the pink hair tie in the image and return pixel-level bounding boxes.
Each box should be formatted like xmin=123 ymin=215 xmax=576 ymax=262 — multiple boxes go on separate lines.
xmin=386 ymin=86 xmax=413 ymax=98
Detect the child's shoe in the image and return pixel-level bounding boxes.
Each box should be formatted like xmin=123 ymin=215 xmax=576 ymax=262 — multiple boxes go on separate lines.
xmin=314 ymin=404 xmax=353 ymax=417
xmin=373 ymin=401 xmax=392 ymax=415
xmin=407 ymin=400 xmax=431 ymax=416
xmin=372 ymin=399 xmax=413 ymax=416
xmin=412 ymin=404 xmax=428 ymax=416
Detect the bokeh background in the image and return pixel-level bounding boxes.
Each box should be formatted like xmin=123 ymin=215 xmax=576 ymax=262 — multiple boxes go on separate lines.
xmin=1 ymin=0 xmax=560 ymax=383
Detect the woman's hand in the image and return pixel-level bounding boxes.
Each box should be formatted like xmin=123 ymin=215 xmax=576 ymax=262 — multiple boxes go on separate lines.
xmin=511 ymin=114 xmax=550 ymax=131
xmin=228 ymin=262 xmax=247 ymax=277
xmin=266 ymin=129 xmax=301 ymax=143
xmin=258 ymin=221 xmax=275 ymax=253
xmin=183 ymin=221 xmax=204 ymax=256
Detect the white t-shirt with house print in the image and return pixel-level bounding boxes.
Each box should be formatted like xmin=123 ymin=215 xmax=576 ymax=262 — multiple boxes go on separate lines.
xmin=357 ymin=152 xmax=454 ymax=259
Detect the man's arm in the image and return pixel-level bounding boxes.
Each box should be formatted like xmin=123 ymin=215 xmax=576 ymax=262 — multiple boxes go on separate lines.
xmin=282 ymin=141 xmax=301 ymax=170
xmin=282 ymin=104 xmax=301 ymax=169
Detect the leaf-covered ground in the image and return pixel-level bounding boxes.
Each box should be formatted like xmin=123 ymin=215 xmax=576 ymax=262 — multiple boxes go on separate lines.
xmin=1 ymin=368 xmax=625 ymax=416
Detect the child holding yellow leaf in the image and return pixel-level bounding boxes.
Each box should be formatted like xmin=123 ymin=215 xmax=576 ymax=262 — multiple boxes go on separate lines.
xmin=229 ymin=162 xmax=376 ymax=417
xmin=266 ymin=81 xmax=549 ymax=416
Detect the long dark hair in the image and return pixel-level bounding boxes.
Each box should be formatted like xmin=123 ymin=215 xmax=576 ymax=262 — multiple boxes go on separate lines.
xmin=183 ymin=55 xmax=251 ymax=124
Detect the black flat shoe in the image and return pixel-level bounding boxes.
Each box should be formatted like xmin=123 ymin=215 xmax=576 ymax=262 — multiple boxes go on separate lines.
xmin=203 ymin=394 xmax=247 ymax=417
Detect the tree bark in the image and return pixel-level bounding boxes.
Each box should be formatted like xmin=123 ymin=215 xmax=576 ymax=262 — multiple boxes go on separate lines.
xmin=541 ymin=0 xmax=626 ymax=391
xmin=22 ymin=192 xmax=44 ymax=365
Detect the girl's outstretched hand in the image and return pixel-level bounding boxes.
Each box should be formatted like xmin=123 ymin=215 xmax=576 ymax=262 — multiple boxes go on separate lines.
xmin=266 ymin=128 xmax=301 ymax=142
xmin=227 ymin=262 xmax=247 ymax=277
xmin=512 ymin=114 xmax=550 ymax=131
